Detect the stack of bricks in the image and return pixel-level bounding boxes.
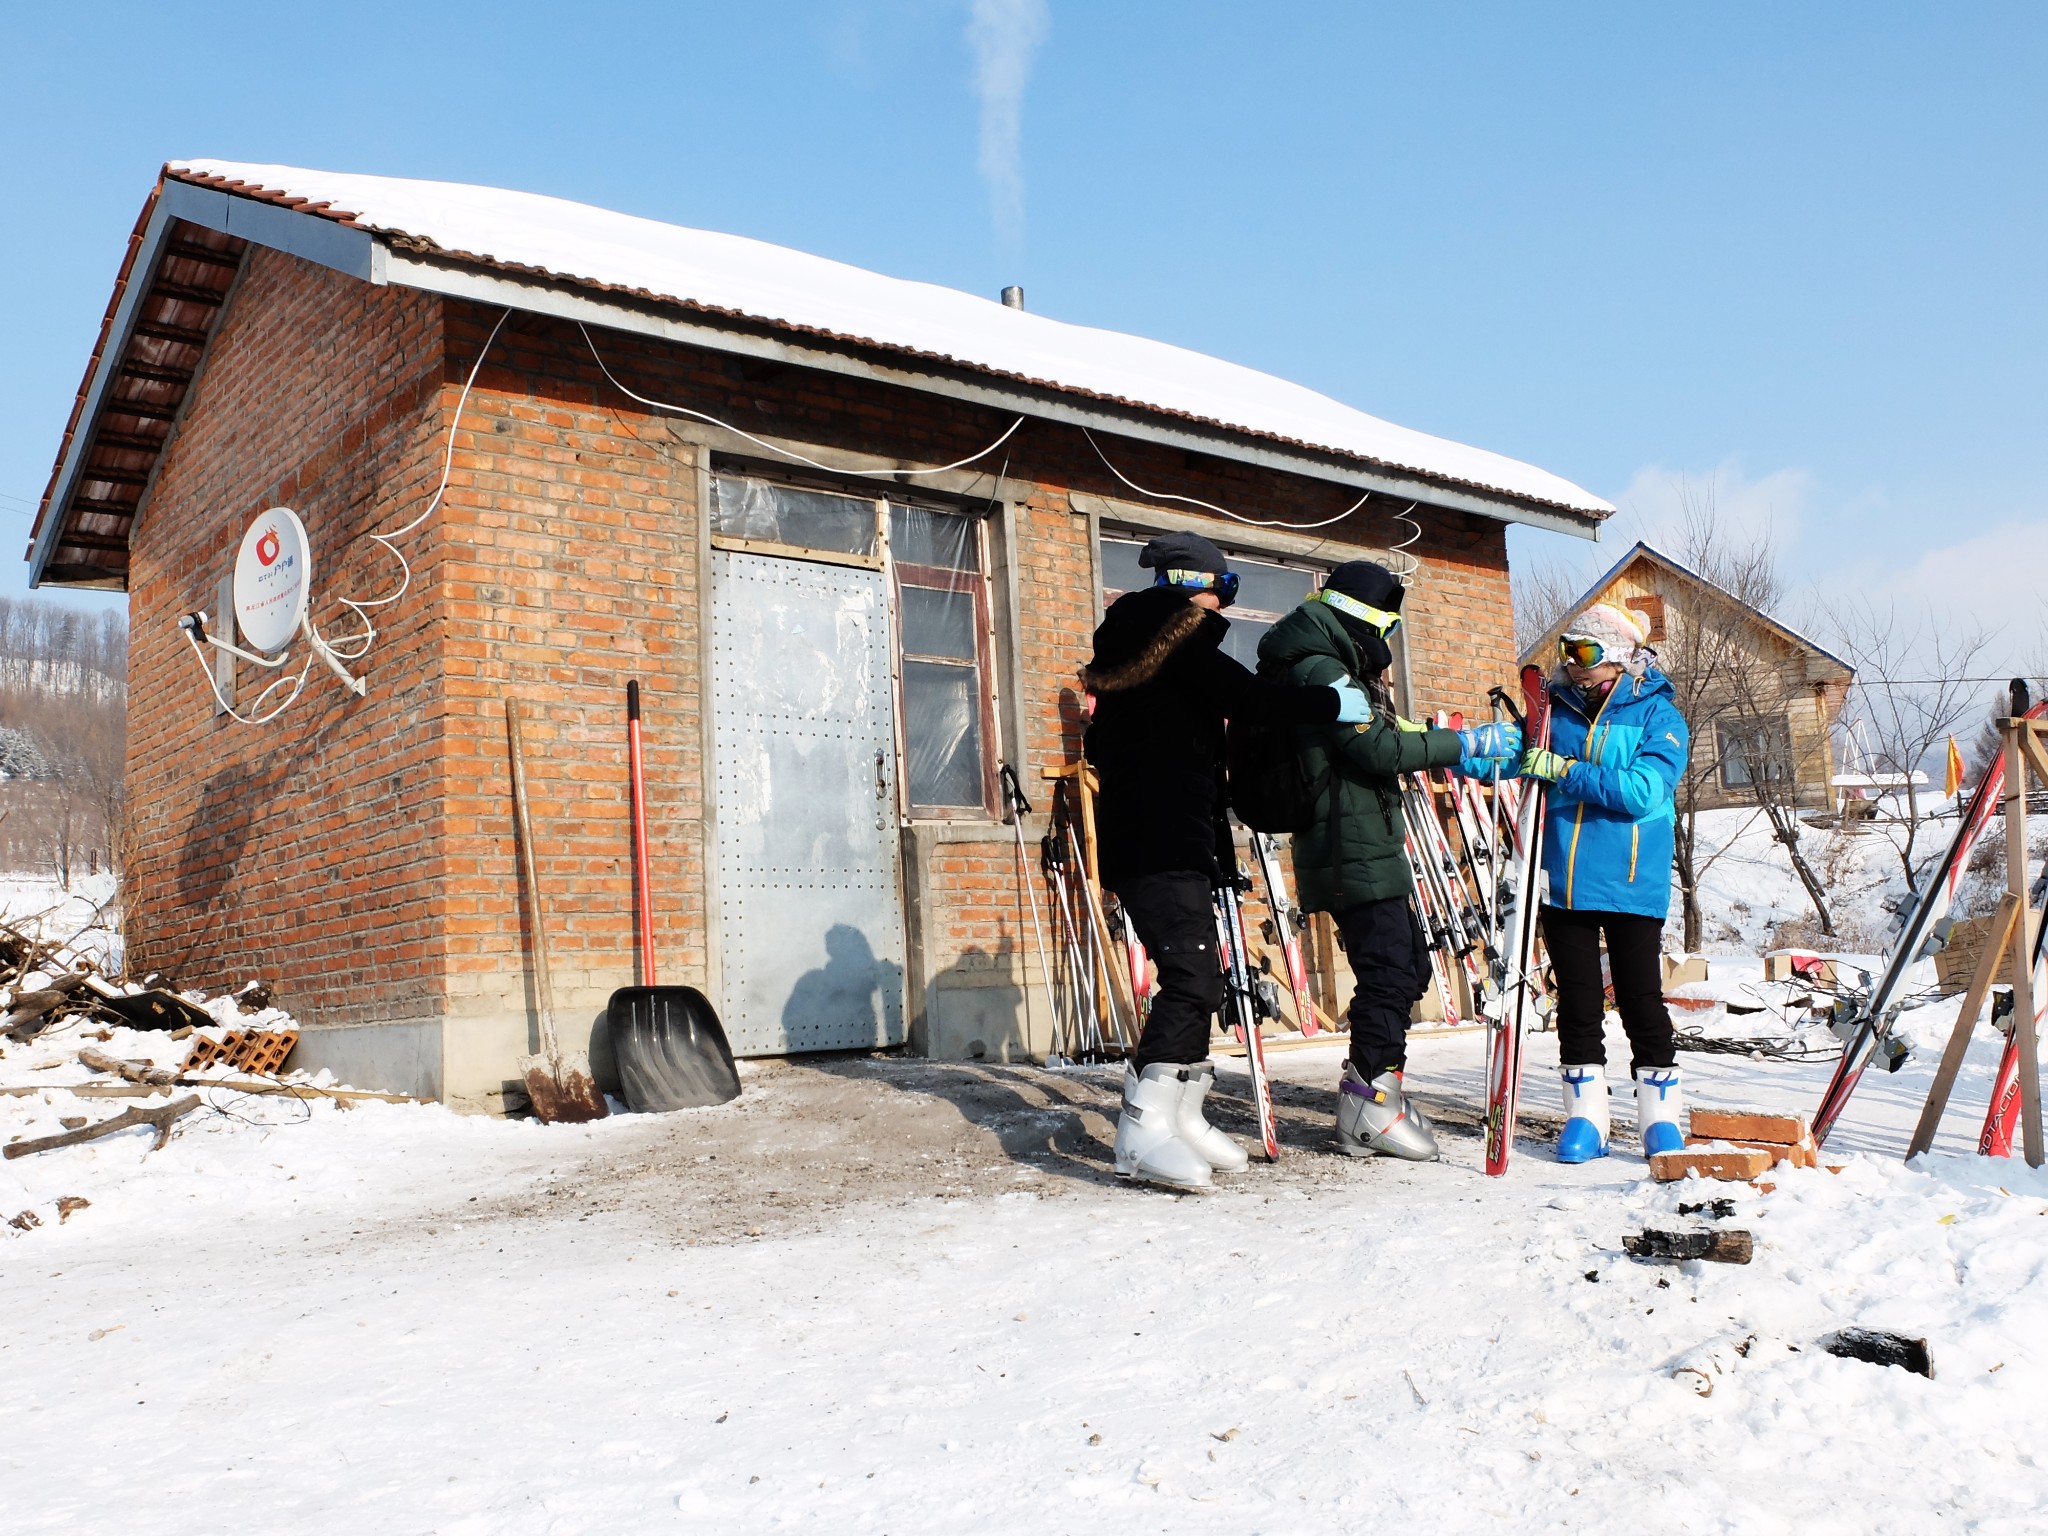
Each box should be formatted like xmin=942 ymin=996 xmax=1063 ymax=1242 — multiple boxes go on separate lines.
xmin=1648 ymin=1108 xmax=1819 ymax=1183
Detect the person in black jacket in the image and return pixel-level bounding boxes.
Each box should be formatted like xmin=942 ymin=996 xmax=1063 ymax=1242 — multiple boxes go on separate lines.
xmin=1082 ymin=532 xmax=1368 ymax=1189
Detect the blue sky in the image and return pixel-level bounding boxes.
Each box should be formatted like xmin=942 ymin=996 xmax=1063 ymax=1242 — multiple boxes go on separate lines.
xmin=3 ymin=2 xmax=2042 ymax=655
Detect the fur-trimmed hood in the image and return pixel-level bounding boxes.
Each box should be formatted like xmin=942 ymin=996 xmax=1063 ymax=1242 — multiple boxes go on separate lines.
xmin=1083 ymin=586 xmax=1228 ymax=694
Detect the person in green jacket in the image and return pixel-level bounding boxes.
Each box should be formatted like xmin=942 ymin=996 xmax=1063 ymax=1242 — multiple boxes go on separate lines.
xmin=1257 ymin=560 xmax=1520 ymax=1159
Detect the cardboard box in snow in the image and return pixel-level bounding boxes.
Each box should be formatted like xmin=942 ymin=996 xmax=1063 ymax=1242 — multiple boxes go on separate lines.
xmin=1764 ymin=951 xmax=1838 ymax=985
xmin=1933 ymin=913 xmax=1997 ymax=996
xmin=1661 ymin=953 xmax=1710 ymax=989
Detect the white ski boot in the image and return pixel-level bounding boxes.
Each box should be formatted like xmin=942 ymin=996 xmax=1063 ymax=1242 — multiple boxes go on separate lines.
xmin=1177 ymin=1061 xmax=1249 ymax=1174
xmin=1556 ymin=1063 xmax=1610 ymax=1163
xmin=1335 ymin=1062 xmax=1440 ymax=1161
xmin=1636 ymin=1066 xmax=1684 ymax=1157
xmin=1113 ymin=1063 xmax=1215 ymax=1190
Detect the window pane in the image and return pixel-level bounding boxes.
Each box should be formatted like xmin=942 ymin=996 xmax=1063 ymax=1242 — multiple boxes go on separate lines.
xmin=890 ymin=505 xmax=977 ymax=571
xmin=1230 ymin=556 xmax=1315 ymax=619
xmin=1101 ymin=537 xmax=1148 ymax=601
xmin=713 ymin=475 xmax=876 ymax=556
xmin=1221 ymin=617 xmax=1274 ymax=671
xmin=903 ymin=660 xmax=984 ymax=808
xmin=900 ymin=584 xmax=977 ymax=661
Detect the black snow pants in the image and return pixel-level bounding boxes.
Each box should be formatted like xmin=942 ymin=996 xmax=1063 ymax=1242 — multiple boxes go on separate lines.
xmin=1540 ymin=905 xmax=1677 ymax=1076
xmin=1114 ymin=870 xmax=1225 ymax=1069
xmin=1335 ymin=894 xmax=1433 ymax=1080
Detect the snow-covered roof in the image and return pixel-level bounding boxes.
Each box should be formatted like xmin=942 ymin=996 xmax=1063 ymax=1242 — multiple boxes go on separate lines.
xmin=163 ymin=160 xmax=1612 ymax=522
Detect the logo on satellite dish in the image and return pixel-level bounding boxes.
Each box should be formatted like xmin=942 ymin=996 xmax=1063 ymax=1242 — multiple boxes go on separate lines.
xmin=233 ymin=509 xmax=312 ymax=655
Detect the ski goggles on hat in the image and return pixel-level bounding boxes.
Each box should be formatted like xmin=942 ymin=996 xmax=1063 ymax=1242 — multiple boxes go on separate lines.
xmin=1558 ymin=633 xmax=1612 ymax=669
xmin=1318 ymin=587 xmax=1401 ymax=637
xmin=1155 ymin=568 xmax=1239 ymax=607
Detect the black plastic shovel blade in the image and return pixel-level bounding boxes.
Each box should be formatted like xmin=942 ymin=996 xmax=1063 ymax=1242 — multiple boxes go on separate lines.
xmin=607 ymin=985 xmax=741 ymax=1112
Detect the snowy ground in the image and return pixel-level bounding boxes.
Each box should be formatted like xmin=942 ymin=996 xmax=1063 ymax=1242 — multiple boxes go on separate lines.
xmin=7 ymin=1001 xmax=2048 ymax=1534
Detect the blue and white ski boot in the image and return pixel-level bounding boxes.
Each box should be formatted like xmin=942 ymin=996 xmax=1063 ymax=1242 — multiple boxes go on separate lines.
xmin=1636 ymin=1066 xmax=1685 ymax=1156
xmin=1556 ymin=1063 xmax=1609 ymax=1163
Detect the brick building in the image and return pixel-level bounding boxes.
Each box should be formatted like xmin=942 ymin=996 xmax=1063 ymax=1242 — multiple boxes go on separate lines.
xmin=30 ymin=162 xmax=1612 ymax=1108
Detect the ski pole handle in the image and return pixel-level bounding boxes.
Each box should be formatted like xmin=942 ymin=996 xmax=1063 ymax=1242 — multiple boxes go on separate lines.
xmin=1000 ymin=761 xmax=1033 ymax=818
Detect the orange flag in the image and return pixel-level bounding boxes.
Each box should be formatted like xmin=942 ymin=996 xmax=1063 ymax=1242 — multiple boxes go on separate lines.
xmin=1944 ymin=735 xmax=1965 ymax=799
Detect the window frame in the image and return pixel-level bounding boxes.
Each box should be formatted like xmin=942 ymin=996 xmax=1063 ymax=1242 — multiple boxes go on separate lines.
xmin=709 ymin=462 xmax=1004 ymax=824
xmin=1716 ymin=716 xmax=1795 ymax=790
xmin=888 ymin=508 xmax=1002 ymax=821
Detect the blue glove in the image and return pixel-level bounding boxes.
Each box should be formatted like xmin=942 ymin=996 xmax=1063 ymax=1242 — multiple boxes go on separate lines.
xmin=1521 ymin=746 xmax=1574 ymax=784
xmin=1457 ymin=721 xmax=1522 ymax=762
xmin=1331 ymin=680 xmax=1372 ymax=724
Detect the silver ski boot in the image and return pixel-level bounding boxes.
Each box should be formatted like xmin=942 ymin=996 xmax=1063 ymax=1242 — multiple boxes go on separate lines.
xmin=1113 ymin=1063 xmax=1215 ymax=1190
xmin=1336 ymin=1062 xmax=1441 ymax=1161
xmin=1176 ymin=1061 xmax=1249 ymax=1174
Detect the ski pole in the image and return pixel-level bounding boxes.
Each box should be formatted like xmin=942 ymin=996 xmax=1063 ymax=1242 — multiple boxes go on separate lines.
xmin=1001 ymin=763 xmax=1062 ymax=1057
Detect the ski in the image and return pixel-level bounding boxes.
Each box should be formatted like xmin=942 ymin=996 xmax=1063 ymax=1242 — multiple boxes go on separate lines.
xmin=1811 ymin=696 xmax=2048 ymax=1147
xmin=1978 ymin=871 xmax=2048 ymax=1156
xmin=1250 ymin=830 xmax=1321 ymax=1037
xmin=1216 ymin=857 xmax=1282 ymax=1160
xmin=1484 ymin=664 xmax=1551 ymax=1176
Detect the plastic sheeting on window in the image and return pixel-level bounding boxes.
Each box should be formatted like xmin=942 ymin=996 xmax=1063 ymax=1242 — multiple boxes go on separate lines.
xmin=901 ymin=659 xmax=984 ymax=808
xmin=889 ymin=504 xmax=977 ymax=572
xmin=713 ymin=475 xmax=877 ymax=556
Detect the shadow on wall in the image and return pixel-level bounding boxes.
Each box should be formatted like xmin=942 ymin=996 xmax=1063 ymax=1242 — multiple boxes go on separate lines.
xmin=781 ymin=922 xmax=904 ymax=1049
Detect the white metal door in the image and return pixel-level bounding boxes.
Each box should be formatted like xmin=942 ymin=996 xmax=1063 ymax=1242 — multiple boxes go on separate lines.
xmin=711 ymin=550 xmax=906 ymax=1054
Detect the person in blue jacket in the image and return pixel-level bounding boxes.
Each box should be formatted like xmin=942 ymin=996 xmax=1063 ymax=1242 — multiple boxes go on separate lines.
xmin=1518 ymin=602 xmax=1691 ymax=1162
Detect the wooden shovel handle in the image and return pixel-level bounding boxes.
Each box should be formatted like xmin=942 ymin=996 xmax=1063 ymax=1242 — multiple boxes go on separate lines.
xmin=506 ymin=700 xmax=561 ymax=1065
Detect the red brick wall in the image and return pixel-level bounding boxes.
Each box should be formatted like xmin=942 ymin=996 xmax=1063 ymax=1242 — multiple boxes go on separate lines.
xmin=123 ymin=255 xmax=1522 ymax=1084
xmin=125 ymin=242 xmax=447 ymax=1029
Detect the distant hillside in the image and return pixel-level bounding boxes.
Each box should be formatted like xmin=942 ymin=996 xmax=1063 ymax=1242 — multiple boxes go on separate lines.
xmin=0 ymin=597 xmax=126 ymax=882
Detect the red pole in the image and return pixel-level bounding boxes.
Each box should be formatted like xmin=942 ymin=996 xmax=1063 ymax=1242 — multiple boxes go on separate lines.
xmin=627 ymin=680 xmax=656 ymax=987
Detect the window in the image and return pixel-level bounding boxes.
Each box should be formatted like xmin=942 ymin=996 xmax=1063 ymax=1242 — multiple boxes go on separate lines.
xmin=1718 ymin=717 xmax=1793 ymax=789
xmin=713 ymin=471 xmax=999 ymax=819
xmin=890 ymin=504 xmax=997 ymax=816
xmin=1634 ymin=593 xmax=1667 ymax=643
xmin=1098 ymin=534 xmax=1320 ymax=670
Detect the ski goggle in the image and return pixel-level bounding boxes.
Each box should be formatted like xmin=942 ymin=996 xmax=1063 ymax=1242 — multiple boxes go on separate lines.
xmin=1318 ymin=587 xmax=1401 ymax=637
xmin=1155 ymin=568 xmax=1239 ymax=607
xmin=1559 ymin=634 xmax=1611 ymax=669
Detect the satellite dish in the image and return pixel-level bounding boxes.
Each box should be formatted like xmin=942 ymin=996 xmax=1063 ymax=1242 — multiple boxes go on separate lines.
xmin=232 ymin=507 xmax=311 ymax=654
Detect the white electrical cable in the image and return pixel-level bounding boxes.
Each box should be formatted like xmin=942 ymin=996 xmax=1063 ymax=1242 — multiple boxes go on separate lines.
xmin=580 ymin=322 xmax=1024 ymax=478
xmin=327 ymin=308 xmax=515 ymax=660
xmin=181 ymin=621 xmax=315 ymax=725
xmin=1081 ymin=427 xmax=1366 ymax=530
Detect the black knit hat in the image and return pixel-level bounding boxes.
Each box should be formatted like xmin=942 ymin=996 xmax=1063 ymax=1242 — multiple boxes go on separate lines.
xmin=1138 ymin=531 xmax=1229 ymax=578
xmin=1324 ymin=560 xmax=1404 ymax=613
xmin=1320 ymin=560 xmax=1404 ymax=674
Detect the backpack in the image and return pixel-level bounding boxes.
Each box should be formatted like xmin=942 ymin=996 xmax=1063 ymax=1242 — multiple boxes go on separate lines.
xmin=1225 ymin=714 xmax=1334 ymax=835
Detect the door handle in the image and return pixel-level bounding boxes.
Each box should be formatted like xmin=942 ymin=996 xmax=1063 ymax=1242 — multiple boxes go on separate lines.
xmin=875 ymin=749 xmax=889 ymax=828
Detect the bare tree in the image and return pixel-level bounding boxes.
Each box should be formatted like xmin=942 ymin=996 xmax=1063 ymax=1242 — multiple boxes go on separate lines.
xmin=1510 ymin=558 xmax=1585 ymax=656
xmin=0 ymin=598 xmax=127 ymax=886
xmin=1651 ymin=485 xmax=1837 ymax=944
xmin=1824 ymin=597 xmax=1998 ymax=895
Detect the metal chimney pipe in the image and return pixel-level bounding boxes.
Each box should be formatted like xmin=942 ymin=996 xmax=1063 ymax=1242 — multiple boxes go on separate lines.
xmin=1000 ymin=286 xmax=1025 ymax=310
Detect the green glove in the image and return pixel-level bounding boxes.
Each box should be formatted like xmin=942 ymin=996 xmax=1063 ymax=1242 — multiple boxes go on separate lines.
xmin=1521 ymin=746 xmax=1574 ymax=784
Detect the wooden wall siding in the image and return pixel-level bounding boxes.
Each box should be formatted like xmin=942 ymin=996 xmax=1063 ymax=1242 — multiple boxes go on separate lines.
xmin=1596 ymin=562 xmax=1845 ymax=812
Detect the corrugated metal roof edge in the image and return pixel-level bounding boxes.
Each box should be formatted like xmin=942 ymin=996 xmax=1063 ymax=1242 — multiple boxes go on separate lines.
xmin=158 ymin=166 xmax=1614 ymax=529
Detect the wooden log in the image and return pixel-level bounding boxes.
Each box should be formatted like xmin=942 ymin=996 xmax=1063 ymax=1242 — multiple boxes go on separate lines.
xmin=77 ymin=1046 xmax=178 ymax=1086
xmin=1823 ymin=1328 xmax=1931 ymax=1378
xmin=4 ymin=1094 xmax=200 ymax=1159
xmin=1622 ymin=1228 xmax=1754 ymax=1264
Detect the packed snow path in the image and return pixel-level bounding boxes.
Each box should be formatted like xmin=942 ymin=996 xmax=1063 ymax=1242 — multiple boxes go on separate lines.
xmin=6 ymin=1026 xmax=2047 ymax=1534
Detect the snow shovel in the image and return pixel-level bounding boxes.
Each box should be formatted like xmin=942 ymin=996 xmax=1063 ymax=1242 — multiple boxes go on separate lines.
xmin=506 ymin=699 xmax=608 ymax=1124
xmin=606 ymin=681 xmax=739 ymax=1112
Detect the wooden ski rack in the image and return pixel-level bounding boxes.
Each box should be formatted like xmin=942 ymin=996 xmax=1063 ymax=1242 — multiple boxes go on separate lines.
xmin=1907 ymin=709 xmax=2048 ymax=1167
